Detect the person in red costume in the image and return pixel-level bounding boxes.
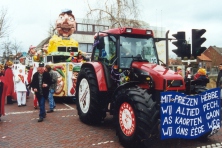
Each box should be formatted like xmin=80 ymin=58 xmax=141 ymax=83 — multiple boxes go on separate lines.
xmin=27 ymin=65 xmax=39 ymax=109
xmin=27 ymin=65 xmax=33 ymax=85
xmin=0 ymin=64 xmax=7 ymax=121
xmin=4 ymin=61 xmax=15 ymax=104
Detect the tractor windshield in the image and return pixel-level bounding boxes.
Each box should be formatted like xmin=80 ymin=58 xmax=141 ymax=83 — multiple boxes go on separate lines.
xmin=119 ymin=36 xmax=158 ymax=68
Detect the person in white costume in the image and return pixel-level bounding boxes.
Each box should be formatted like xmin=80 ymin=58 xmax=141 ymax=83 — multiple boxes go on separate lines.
xmin=14 ymin=69 xmax=27 ymax=107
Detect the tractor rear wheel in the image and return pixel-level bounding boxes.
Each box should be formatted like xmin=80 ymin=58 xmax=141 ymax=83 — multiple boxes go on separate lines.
xmin=76 ymin=67 xmax=103 ymax=124
xmin=114 ymin=87 xmax=159 ymax=147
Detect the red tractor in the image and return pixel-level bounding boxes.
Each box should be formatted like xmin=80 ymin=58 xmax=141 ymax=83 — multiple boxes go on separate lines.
xmin=76 ymin=27 xmax=186 ymax=147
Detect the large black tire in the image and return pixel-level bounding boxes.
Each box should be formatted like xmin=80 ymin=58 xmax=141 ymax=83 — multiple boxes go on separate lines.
xmin=76 ymin=67 xmax=103 ymax=124
xmin=113 ymin=87 xmax=159 ymax=148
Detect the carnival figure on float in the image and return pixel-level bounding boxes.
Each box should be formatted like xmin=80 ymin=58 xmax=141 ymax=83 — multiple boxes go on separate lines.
xmin=47 ymin=9 xmax=78 ymax=55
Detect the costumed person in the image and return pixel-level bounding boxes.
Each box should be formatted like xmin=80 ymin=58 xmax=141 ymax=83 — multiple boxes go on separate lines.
xmin=45 ymin=65 xmax=57 ymax=113
xmin=25 ymin=68 xmax=29 ymax=99
xmin=193 ymin=67 xmax=209 ymax=86
xmin=14 ymin=69 xmax=27 ymax=107
xmin=193 ymin=68 xmax=207 ymax=80
xmin=70 ymin=66 xmax=81 ymax=95
xmin=30 ymin=63 xmax=51 ymax=122
xmin=4 ymin=61 xmax=15 ymax=104
xmin=47 ymin=9 xmax=78 ymax=55
xmin=175 ymin=66 xmax=183 ymax=76
xmin=72 ymin=51 xmax=86 ymax=63
xmin=0 ymin=64 xmax=7 ymax=121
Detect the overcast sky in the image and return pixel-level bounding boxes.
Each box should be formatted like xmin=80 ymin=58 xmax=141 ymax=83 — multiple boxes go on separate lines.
xmin=0 ymin=0 xmax=221 ymax=56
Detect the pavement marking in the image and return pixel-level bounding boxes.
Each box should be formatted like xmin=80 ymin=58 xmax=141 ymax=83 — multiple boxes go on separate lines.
xmin=197 ymin=142 xmax=222 ymax=148
xmin=92 ymin=141 xmax=114 ymax=146
xmin=63 ymin=103 xmax=75 ymax=109
xmin=5 ymin=108 xmax=75 ymax=115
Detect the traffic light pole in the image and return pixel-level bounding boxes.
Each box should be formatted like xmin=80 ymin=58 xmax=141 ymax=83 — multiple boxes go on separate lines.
xmin=182 ymin=59 xmax=196 ymax=95
xmin=181 ymin=59 xmax=197 ymax=65
xmin=166 ymin=30 xmax=169 ymax=69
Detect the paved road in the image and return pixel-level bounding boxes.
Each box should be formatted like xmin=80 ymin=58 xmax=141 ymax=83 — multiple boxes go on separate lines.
xmin=0 ymin=95 xmax=222 ymax=148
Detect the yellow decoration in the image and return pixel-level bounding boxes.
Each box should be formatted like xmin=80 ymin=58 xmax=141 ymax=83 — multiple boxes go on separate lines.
xmin=47 ymin=35 xmax=78 ymax=55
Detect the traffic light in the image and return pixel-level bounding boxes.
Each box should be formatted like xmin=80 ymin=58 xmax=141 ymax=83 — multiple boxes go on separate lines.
xmin=172 ymin=32 xmax=190 ymax=59
xmin=192 ymin=29 xmax=206 ymax=58
xmin=185 ymin=44 xmax=191 ymax=59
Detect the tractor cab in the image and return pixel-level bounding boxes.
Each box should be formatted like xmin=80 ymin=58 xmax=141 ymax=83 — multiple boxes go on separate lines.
xmin=91 ymin=28 xmax=159 ymax=69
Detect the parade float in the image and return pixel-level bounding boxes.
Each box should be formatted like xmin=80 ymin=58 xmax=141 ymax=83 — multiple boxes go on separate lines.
xmin=28 ymin=9 xmax=87 ymax=100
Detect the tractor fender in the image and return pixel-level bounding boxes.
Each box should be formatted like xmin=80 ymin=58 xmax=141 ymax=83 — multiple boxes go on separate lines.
xmin=81 ymin=62 xmax=108 ymax=91
xmin=111 ymin=81 xmax=140 ymax=100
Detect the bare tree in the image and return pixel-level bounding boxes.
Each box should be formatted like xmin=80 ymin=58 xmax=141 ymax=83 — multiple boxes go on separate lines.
xmin=0 ymin=8 xmax=10 ymax=39
xmin=85 ymin=0 xmax=142 ymax=28
xmin=47 ymin=23 xmax=56 ymax=37
xmin=11 ymin=38 xmax=22 ymax=55
xmin=1 ymin=39 xmax=12 ymax=61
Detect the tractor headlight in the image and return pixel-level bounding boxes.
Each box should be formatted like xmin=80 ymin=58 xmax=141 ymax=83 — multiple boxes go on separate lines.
xmin=126 ymin=28 xmax=132 ymax=33
xmin=146 ymin=30 xmax=152 ymax=35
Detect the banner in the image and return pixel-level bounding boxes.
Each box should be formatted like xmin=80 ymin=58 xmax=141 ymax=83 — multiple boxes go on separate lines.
xmin=161 ymin=88 xmax=221 ymax=140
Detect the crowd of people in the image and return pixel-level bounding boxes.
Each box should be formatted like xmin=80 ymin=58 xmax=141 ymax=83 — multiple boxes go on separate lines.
xmin=0 ymin=61 xmax=58 ymax=122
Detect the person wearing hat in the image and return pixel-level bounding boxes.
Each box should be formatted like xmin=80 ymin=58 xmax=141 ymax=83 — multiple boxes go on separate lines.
xmin=4 ymin=61 xmax=15 ymax=104
xmin=176 ymin=66 xmax=183 ymax=76
xmin=45 ymin=65 xmax=57 ymax=113
xmin=30 ymin=63 xmax=51 ymax=122
xmin=70 ymin=65 xmax=81 ymax=95
xmin=72 ymin=51 xmax=86 ymax=63
xmin=193 ymin=67 xmax=209 ymax=86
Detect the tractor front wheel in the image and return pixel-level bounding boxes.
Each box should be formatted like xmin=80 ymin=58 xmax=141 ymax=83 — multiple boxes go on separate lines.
xmin=114 ymin=87 xmax=159 ymax=147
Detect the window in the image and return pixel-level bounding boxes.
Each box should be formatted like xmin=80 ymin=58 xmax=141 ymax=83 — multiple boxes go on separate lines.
xmin=88 ymin=44 xmax=93 ymax=52
xmin=119 ymin=36 xmax=157 ymax=68
xmin=88 ymin=25 xmax=93 ymax=32
xmin=79 ymin=43 xmax=93 ymax=53
xmin=77 ymin=24 xmax=87 ymax=31
xmin=95 ymin=26 xmax=105 ymax=32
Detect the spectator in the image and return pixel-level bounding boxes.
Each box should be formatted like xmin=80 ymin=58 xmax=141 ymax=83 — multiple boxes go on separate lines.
xmin=14 ymin=69 xmax=27 ymax=107
xmin=45 ymin=65 xmax=57 ymax=113
xmin=30 ymin=63 xmax=51 ymax=122
xmin=0 ymin=65 xmax=6 ymax=121
xmin=176 ymin=66 xmax=183 ymax=76
xmin=4 ymin=61 xmax=15 ymax=104
xmin=216 ymin=63 xmax=222 ymax=100
xmin=193 ymin=67 xmax=209 ymax=86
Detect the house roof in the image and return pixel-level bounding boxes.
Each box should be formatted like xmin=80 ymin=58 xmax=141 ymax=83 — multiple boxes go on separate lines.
xmin=198 ymin=53 xmax=212 ymax=62
xmin=35 ymin=36 xmax=51 ymax=51
xmin=209 ymin=46 xmax=222 ymax=54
